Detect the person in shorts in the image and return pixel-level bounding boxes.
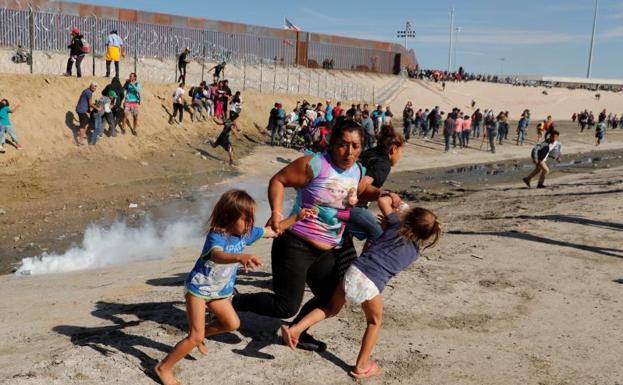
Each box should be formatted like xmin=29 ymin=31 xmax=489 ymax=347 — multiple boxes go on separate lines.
xmin=123 ymin=72 xmax=140 ymax=135
xmin=75 ymin=82 xmax=99 ymax=145
xmin=209 ymin=114 xmax=241 ymax=165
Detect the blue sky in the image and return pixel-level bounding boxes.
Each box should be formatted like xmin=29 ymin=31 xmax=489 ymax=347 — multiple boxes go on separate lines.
xmin=73 ymin=0 xmax=622 ymax=79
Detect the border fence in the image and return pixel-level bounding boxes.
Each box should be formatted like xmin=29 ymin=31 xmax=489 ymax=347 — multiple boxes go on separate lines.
xmin=0 ymin=1 xmax=415 ymax=103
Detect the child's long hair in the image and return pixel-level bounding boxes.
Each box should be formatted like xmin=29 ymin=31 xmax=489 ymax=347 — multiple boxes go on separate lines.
xmin=209 ymin=189 xmax=256 ymax=235
xmin=400 ymin=207 xmax=442 ymax=250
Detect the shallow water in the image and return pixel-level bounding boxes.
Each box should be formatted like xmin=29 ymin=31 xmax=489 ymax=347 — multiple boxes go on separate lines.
xmin=386 ymin=149 xmax=623 ymax=196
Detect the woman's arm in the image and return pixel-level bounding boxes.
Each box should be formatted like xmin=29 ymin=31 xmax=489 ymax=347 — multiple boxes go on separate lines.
xmin=264 ymin=207 xmax=317 ymax=237
xmin=267 ymin=155 xmax=314 ymax=232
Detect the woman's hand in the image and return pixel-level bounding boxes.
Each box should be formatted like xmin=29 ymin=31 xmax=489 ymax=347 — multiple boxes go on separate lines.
xmin=267 ymin=211 xmax=284 ymax=233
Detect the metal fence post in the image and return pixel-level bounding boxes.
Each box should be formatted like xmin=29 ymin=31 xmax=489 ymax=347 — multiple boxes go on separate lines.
xmin=297 ymin=67 xmax=301 ymax=94
xmin=28 ymin=7 xmax=34 ymax=74
xmin=92 ymin=15 xmax=96 ymax=76
xmin=272 ymin=60 xmax=277 ymax=94
xmin=175 ymin=45 xmax=178 ymax=83
xmin=259 ymin=59 xmax=263 ymax=93
xmin=242 ymin=56 xmax=247 ymax=90
xmin=286 ymin=65 xmax=290 ymax=94
xmin=201 ymin=44 xmax=206 ymax=82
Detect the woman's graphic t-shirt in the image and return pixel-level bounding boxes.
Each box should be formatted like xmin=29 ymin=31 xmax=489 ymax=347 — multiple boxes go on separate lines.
xmin=185 ymin=227 xmax=265 ymax=300
xmin=289 ymin=152 xmax=363 ymax=247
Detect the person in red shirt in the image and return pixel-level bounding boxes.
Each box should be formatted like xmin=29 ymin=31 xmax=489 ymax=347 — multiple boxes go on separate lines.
xmin=333 ymin=101 xmax=343 ymax=121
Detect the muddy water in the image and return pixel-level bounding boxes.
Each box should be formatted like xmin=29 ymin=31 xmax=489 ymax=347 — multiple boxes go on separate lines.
xmin=5 ymin=150 xmax=623 ymax=275
xmin=385 ymin=149 xmax=623 ymax=201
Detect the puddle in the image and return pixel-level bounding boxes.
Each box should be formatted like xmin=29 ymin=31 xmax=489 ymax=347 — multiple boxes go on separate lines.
xmin=385 ymin=149 xmax=623 ymax=200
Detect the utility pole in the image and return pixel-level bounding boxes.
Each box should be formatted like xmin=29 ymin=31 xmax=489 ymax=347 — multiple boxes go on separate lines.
xmin=587 ymin=0 xmax=598 ymax=78
xmin=453 ymin=27 xmax=462 ymax=72
xmin=396 ymin=21 xmax=416 ymax=50
xmin=447 ymin=6 xmax=455 ymax=73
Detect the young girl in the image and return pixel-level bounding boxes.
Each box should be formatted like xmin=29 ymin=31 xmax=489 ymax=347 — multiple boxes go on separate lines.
xmin=155 ymin=189 xmax=314 ymax=385
xmin=281 ymin=196 xmax=442 ymax=379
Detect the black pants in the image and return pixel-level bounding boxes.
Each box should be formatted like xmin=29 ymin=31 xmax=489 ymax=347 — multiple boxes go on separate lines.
xmin=172 ymin=102 xmax=184 ymax=122
xmin=106 ymin=60 xmax=120 ymax=78
xmin=178 ymin=63 xmax=186 ymax=83
xmin=66 ymin=55 xmax=84 ymax=77
xmin=233 ymin=231 xmax=354 ymax=320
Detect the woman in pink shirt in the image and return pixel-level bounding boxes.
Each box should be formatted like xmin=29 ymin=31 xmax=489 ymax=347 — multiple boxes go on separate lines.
xmin=461 ymin=115 xmax=472 ymax=148
xmin=453 ymin=112 xmax=464 ymax=148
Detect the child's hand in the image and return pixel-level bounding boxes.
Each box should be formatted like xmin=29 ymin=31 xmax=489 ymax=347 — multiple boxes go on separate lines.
xmin=239 ymin=254 xmax=262 ymax=273
xmin=297 ymin=207 xmax=317 ymax=221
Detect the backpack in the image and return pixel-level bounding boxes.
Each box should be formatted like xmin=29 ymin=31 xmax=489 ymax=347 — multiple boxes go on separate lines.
xmin=188 ymin=86 xmax=197 ymax=97
xmin=80 ymin=37 xmax=91 ymax=53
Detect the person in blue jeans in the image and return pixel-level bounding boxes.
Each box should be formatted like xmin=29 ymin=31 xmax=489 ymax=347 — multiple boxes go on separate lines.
xmin=517 ymin=115 xmax=529 ymax=145
xmin=0 ymin=99 xmax=22 ymax=153
xmin=347 ymin=125 xmax=405 ymax=243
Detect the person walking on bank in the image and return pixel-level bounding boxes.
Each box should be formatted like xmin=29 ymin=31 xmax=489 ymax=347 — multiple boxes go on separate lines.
xmin=443 ymin=112 xmax=454 ymax=152
xmin=178 ymin=47 xmax=191 ymax=84
xmin=483 ymin=113 xmax=498 ymax=154
xmin=65 ymin=27 xmax=87 ymax=78
xmin=402 ymin=101 xmax=414 ymax=142
xmin=523 ymin=130 xmax=562 ymax=189
xmin=105 ymin=29 xmax=124 ymax=78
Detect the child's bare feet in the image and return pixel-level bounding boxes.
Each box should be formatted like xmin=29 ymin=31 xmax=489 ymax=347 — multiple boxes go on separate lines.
xmin=280 ymin=325 xmax=298 ymax=350
xmin=197 ymin=341 xmax=209 ymax=356
xmin=350 ymin=361 xmax=382 ymax=379
xmin=155 ymin=361 xmax=181 ymax=385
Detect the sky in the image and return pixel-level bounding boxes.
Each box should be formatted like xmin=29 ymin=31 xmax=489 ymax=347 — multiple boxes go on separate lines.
xmin=70 ymin=0 xmax=622 ymax=79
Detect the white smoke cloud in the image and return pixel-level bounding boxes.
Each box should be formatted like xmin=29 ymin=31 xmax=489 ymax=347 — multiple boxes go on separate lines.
xmin=15 ymin=218 xmax=202 ymax=276
xmin=14 ymin=177 xmax=290 ymax=276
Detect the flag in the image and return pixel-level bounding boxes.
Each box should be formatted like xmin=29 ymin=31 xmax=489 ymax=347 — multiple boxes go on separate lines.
xmin=282 ymin=17 xmax=300 ymax=47
xmin=284 ymin=17 xmax=301 ymax=31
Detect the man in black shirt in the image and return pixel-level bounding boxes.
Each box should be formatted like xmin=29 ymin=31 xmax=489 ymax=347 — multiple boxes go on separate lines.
xmin=177 ymin=47 xmax=190 ymax=83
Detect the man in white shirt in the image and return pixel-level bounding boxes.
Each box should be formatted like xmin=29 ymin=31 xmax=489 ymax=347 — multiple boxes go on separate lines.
xmin=523 ymin=130 xmax=562 ymax=188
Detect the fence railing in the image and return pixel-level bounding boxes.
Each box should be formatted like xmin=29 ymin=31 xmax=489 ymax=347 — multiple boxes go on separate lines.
xmin=0 ymin=7 xmax=408 ymax=104
xmin=0 ymin=6 xmax=402 ymax=73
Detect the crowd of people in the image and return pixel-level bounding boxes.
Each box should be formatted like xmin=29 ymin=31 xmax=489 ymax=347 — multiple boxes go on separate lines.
xmin=572 ymin=109 xmax=623 ymax=146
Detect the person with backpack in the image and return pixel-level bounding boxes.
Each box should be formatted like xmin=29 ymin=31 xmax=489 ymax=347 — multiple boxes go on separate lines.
xmin=105 ymin=29 xmax=124 ymax=78
xmin=483 ymin=113 xmax=498 ymax=154
xmin=523 ymin=130 xmax=562 ymax=189
xmin=65 ymin=27 xmax=88 ymax=78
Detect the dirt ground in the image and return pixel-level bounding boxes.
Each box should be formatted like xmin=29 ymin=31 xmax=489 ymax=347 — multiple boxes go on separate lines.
xmin=0 ymin=156 xmax=621 ymax=385
xmin=1 ymin=73 xmax=623 ymax=384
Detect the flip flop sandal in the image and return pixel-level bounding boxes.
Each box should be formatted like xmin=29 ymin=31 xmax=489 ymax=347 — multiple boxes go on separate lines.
xmin=349 ymin=361 xmax=382 ymax=379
